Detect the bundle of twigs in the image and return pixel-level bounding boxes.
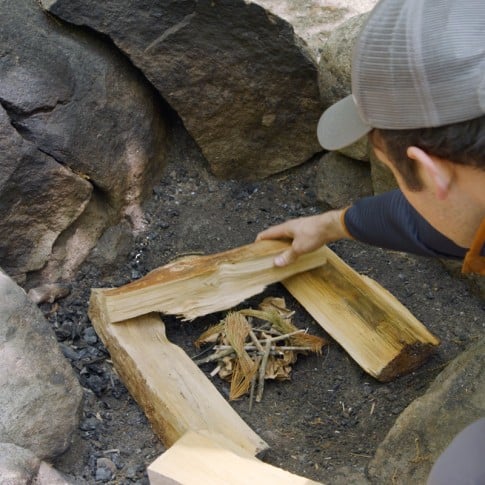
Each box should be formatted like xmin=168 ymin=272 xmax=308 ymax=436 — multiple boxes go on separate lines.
xmin=193 ymin=297 xmax=326 ymax=408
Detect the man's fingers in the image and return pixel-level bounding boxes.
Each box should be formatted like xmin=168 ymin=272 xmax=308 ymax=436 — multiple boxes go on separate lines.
xmin=256 ymin=228 xmax=280 ymax=241
xmin=256 ymin=223 xmax=292 ymax=242
xmin=256 ymin=224 xmax=301 ymax=266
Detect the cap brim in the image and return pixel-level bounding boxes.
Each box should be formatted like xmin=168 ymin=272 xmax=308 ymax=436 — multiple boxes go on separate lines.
xmin=317 ymin=95 xmax=372 ymax=151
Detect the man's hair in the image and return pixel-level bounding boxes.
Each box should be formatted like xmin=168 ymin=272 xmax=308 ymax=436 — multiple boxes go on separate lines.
xmin=371 ymin=115 xmax=485 ymax=191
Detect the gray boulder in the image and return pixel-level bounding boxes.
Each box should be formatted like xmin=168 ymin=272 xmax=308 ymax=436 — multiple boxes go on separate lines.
xmin=0 ymin=0 xmax=168 ymax=285
xmin=255 ymin=0 xmax=378 ymax=61
xmin=0 ymin=443 xmax=80 ymax=485
xmin=368 ymin=338 xmax=485 ymax=484
xmin=0 ymin=443 xmax=40 ymax=485
xmin=339 ymin=135 xmax=370 ymax=162
xmin=318 ymin=13 xmax=368 ymax=111
xmin=318 ymin=13 xmax=371 ymax=161
xmin=35 ymin=461 xmax=84 ymax=484
xmin=0 ymin=269 xmax=83 ymax=460
xmin=0 ymin=105 xmax=92 ymax=283
xmin=370 ymin=149 xmax=398 ymax=195
xmin=41 ymin=0 xmax=322 ymax=179
xmin=315 ymin=151 xmax=372 ymax=208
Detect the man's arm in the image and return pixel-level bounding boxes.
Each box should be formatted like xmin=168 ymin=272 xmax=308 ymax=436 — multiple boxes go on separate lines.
xmin=257 ymin=190 xmax=468 ymax=266
xmin=256 ymin=209 xmax=350 ymax=266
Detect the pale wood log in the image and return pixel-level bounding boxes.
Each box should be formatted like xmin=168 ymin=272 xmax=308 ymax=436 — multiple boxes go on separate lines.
xmin=88 ymin=292 xmax=268 ymax=456
xmin=283 ymin=246 xmax=440 ymax=382
xmin=94 ymin=240 xmax=327 ymax=323
xmin=147 ymin=430 xmax=322 ymax=485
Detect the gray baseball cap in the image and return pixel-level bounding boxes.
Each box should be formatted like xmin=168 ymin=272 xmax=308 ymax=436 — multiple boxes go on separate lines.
xmin=317 ymin=0 xmax=485 ymax=151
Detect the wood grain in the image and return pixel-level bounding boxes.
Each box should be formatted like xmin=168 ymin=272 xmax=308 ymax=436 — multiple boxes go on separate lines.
xmin=94 ymin=240 xmax=327 ymax=322
xmin=147 ymin=431 xmax=321 ymax=485
xmin=283 ymin=246 xmax=440 ymax=381
xmin=88 ymin=292 xmax=268 ymax=456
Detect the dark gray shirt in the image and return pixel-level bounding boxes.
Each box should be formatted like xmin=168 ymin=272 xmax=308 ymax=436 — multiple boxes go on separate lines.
xmin=344 ymin=190 xmax=483 ymax=259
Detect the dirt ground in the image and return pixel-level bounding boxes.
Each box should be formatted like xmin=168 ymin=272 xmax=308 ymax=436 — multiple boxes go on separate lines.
xmin=46 ymin=126 xmax=484 ymax=484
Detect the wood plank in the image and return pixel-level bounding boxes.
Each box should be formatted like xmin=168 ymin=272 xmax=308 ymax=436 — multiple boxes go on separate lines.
xmin=88 ymin=293 xmax=268 ymax=456
xmin=283 ymin=246 xmax=440 ymax=382
xmin=94 ymin=240 xmax=327 ymax=323
xmin=147 ymin=430 xmax=322 ymax=485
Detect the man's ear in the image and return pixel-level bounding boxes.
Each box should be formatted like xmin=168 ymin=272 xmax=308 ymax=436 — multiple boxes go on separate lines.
xmin=406 ymin=146 xmax=452 ymax=200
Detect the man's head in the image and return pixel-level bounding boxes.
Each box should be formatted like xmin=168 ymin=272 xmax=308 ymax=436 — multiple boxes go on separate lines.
xmin=370 ymin=115 xmax=485 ymax=191
xmin=317 ymin=0 xmax=485 ymax=186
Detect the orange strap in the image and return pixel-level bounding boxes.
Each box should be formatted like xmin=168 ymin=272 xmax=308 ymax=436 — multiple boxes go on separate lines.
xmin=462 ymin=218 xmax=485 ymax=275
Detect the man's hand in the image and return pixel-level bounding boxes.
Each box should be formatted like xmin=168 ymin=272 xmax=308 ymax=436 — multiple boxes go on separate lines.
xmin=256 ymin=209 xmax=350 ymax=266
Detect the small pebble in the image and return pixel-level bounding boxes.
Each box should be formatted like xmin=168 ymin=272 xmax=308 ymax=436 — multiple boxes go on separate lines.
xmin=59 ymin=343 xmax=80 ymax=361
xmin=27 ymin=283 xmax=70 ymax=304
xmin=96 ymin=457 xmax=116 ymax=481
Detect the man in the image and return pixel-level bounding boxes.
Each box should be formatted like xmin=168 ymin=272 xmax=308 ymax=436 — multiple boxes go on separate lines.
xmin=257 ymin=0 xmax=484 ymax=482
xmin=257 ymin=0 xmax=484 ymax=276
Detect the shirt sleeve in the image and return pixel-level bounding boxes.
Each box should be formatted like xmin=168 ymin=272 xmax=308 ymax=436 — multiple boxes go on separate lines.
xmin=343 ymin=190 xmax=468 ymax=259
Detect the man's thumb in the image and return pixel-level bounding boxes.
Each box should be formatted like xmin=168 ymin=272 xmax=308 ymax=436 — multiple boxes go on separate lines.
xmin=274 ymin=249 xmax=296 ymax=267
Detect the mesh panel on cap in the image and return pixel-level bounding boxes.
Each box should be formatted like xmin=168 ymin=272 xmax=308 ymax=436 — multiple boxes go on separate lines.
xmin=352 ymin=0 xmax=485 ymax=129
